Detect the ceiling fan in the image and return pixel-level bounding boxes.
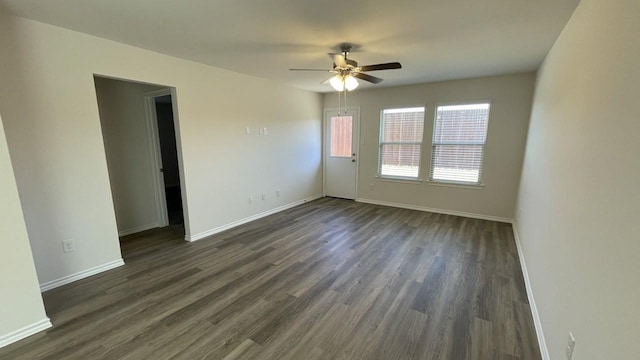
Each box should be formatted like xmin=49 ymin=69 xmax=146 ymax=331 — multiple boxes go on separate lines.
xmin=290 ymin=44 xmax=402 ymax=91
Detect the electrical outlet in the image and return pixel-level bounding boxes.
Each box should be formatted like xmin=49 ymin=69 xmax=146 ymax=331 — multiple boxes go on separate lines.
xmin=566 ymin=332 xmax=576 ymax=359
xmin=369 ymin=183 xmax=374 ymax=191
xmin=263 ymin=127 xmax=268 ymax=135
xmin=245 ymin=126 xmax=251 ymax=135
xmin=276 ymin=189 xmax=280 ymax=197
xmin=62 ymin=239 xmax=75 ymax=253
xmin=248 ymin=196 xmax=253 ymax=204
xmin=262 ymin=194 xmax=266 ymax=200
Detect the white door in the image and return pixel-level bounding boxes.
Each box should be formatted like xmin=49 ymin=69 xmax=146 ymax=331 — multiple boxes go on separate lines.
xmin=324 ymin=109 xmax=359 ymax=199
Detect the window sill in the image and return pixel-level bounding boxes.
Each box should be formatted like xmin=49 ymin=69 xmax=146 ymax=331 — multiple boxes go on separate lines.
xmin=373 ymin=176 xmax=485 ymax=189
xmin=425 ymin=180 xmax=485 ymax=189
xmin=375 ymin=176 xmax=423 ymax=184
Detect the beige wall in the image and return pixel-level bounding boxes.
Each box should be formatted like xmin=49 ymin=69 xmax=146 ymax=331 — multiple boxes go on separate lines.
xmin=0 ymin=115 xmax=49 ymax=342
xmin=515 ymin=0 xmax=640 ymax=359
xmin=0 ymin=12 xmax=322 ymax=293
xmin=94 ymin=77 xmax=164 ymax=235
xmin=324 ymin=73 xmax=535 ymax=219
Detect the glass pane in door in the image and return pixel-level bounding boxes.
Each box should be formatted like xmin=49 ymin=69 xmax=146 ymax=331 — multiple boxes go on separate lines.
xmin=330 ymin=116 xmax=353 ymax=157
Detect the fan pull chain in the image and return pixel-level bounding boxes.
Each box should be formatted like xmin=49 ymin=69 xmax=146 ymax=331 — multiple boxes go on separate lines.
xmin=343 ymin=88 xmax=347 ymax=114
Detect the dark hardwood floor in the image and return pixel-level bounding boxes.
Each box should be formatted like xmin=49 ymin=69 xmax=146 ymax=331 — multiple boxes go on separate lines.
xmin=0 ymin=198 xmax=540 ymax=359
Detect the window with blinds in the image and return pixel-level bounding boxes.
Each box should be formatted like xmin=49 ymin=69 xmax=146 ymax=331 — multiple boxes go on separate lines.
xmin=378 ymin=107 xmax=425 ymax=179
xmin=430 ymin=103 xmax=490 ymax=184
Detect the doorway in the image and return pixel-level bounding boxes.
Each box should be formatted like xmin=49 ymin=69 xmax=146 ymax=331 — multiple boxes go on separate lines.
xmin=143 ymin=89 xmax=184 ymax=227
xmin=324 ymin=108 xmax=359 ymax=199
xmin=94 ymin=76 xmax=187 ymax=241
xmin=147 ymin=93 xmax=184 ymax=226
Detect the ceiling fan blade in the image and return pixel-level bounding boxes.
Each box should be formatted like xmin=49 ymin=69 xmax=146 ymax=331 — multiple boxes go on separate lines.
xmin=289 ymin=68 xmax=331 ymax=71
xmin=353 ymin=72 xmax=383 ymax=84
xmin=359 ymin=62 xmax=402 ymax=72
xmin=328 ymin=53 xmax=347 ymax=67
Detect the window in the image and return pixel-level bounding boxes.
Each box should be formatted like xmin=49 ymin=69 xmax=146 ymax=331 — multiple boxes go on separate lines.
xmin=330 ymin=116 xmax=353 ymax=157
xmin=430 ymin=103 xmax=490 ymax=184
xmin=378 ymin=107 xmax=425 ymax=179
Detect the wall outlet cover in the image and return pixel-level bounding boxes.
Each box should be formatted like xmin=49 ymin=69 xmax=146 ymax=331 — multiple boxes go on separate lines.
xmin=62 ymin=239 xmax=75 ymax=253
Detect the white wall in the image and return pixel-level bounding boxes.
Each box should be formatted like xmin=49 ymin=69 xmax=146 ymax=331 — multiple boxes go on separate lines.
xmin=0 ymin=12 xmax=322 ymax=291
xmin=0 ymin=115 xmax=50 ymax=344
xmin=94 ymin=77 xmax=164 ymax=235
xmin=515 ymin=0 xmax=640 ymax=359
xmin=324 ymin=73 xmax=535 ymax=219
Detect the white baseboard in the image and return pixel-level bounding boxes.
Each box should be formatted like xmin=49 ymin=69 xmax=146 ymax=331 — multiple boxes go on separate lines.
xmin=39 ymin=259 xmax=125 ymax=292
xmin=511 ymin=221 xmax=549 ymax=360
xmin=355 ymin=198 xmax=512 ymax=223
xmin=186 ymin=194 xmax=323 ymax=242
xmin=118 ymin=223 xmax=158 ymax=237
xmin=0 ymin=318 xmax=52 ymax=349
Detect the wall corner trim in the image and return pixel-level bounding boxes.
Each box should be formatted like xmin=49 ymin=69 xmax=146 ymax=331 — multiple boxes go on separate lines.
xmin=39 ymin=259 xmax=125 ymax=292
xmin=511 ymin=221 xmax=550 ymax=360
xmin=185 ymin=194 xmax=324 ymax=242
xmin=355 ymin=198 xmax=512 ymax=223
xmin=0 ymin=318 xmax=52 ymax=349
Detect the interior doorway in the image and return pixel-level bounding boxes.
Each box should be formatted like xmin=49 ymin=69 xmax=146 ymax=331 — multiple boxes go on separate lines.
xmin=145 ymin=92 xmax=184 ymax=226
xmin=324 ymin=108 xmax=360 ymax=199
xmin=94 ymin=76 xmax=187 ymax=242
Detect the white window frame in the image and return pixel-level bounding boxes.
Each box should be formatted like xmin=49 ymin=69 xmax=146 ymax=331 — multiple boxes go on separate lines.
xmin=377 ymin=106 xmax=426 ymax=181
xmin=428 ymin=101 xmax=491 ymax=186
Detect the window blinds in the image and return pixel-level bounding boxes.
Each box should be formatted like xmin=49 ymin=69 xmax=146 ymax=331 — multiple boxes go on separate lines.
xmin=378 ymin=107 xmax=425 ymax=179
xmin=430 ymin=103 xmax=490 ymax=184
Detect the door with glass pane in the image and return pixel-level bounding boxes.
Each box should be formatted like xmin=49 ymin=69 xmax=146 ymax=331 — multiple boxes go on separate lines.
xmin=324 ymin=109 xmax=359 ymax=199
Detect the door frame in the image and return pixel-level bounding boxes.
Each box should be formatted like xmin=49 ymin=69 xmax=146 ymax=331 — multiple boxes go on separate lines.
xmin=322 ymin=107 xmax=361 ymax=199
xmin=142 ymin=88 xmax=187 ymax=230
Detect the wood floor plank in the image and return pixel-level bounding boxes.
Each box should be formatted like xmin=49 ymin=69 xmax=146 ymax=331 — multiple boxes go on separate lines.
xmin=0 ymin=198 xmax=541 ymax=359
xmin=221 ymin=339 xmax=263 ymax=360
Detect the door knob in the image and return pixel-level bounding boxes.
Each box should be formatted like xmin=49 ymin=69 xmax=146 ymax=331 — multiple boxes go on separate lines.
xmin=352 ymin=159 xmax=356 ymax=162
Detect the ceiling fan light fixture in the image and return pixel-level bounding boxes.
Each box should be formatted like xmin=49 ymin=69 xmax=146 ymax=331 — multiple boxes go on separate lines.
xmin=329 ymin=75 xmax=345 ymax=91
xmin=345 ymin=75 xmax=359 ymax=91
xmin=329 ymin=74 xmax=359 ymax=92
xmin=290 ymin=43 xmax=401 ymax=91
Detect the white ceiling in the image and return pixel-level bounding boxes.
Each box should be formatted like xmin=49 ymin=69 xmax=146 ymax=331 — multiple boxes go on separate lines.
xmin=0 ymin=0 xmax=580 ymax=93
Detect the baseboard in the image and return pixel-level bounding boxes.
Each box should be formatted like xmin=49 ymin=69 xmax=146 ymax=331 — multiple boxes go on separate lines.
xmin=511 ymin=221 xmax=549 ymax=360
xmin=39 ymin=259 xmax=125 ymax=292
xmin=355 ymin=198 xmax=512 ymax=223
xmin=118 ymin=223 xmax=158 ymax=237
xmin=0 ymin=318 xmax=52 ymax=349
xmin=186 ymin=194 xmax=323 ymax=242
